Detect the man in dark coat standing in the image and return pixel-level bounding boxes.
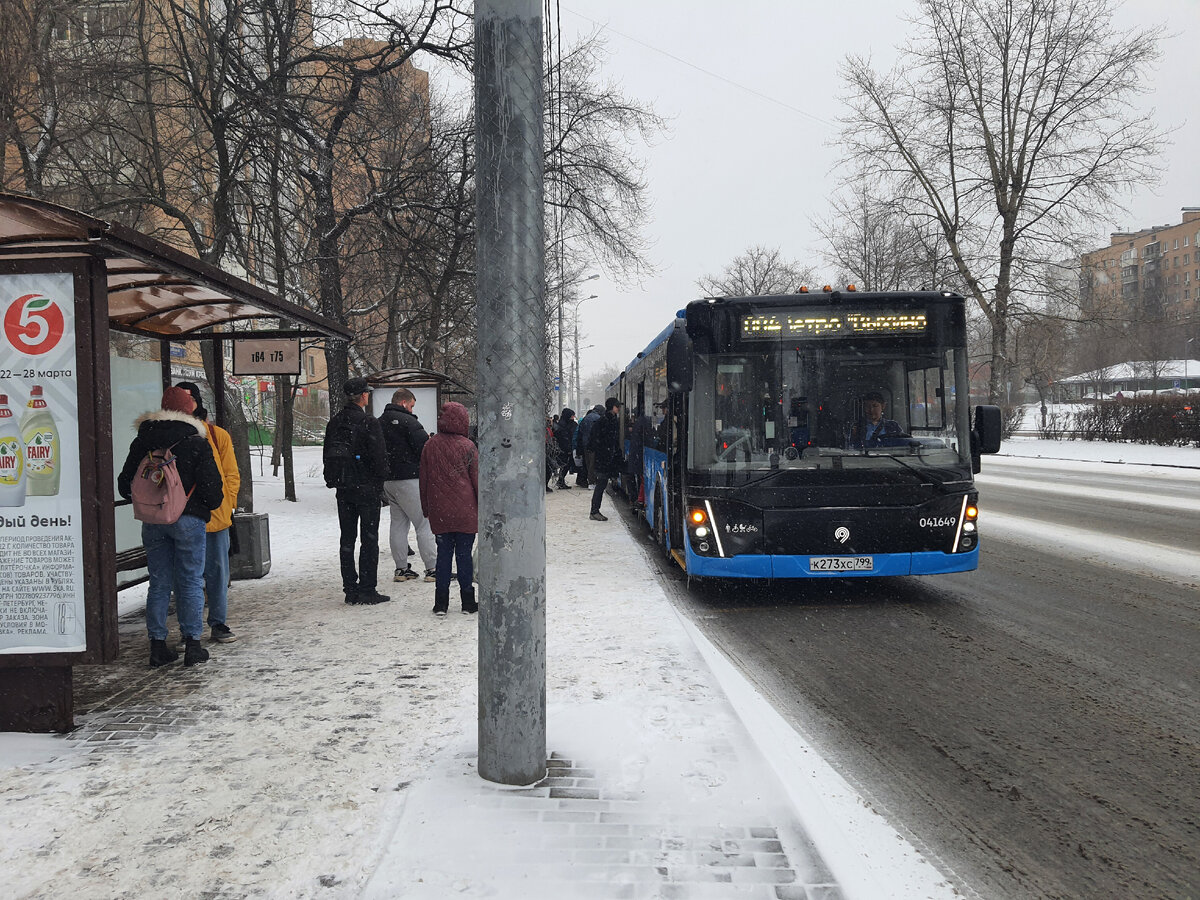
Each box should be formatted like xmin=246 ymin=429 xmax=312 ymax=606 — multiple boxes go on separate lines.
xmin=553 ymin=407 xmax=577 ymax=489
xmin=576 ymin=404 xmax=603 ymax=488
xmin=118 ymin=386 xmax=224 ymax=668
xmin=324 ymin=377 xmax=390 ymax=605
xmin=587 ymin=397 xmax=623 ymax=521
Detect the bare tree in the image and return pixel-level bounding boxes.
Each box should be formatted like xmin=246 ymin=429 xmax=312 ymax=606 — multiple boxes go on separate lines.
xmin=246 ymin=0 xmax=472 ymax=400
xmin=543 ymin=31 xmax=664 ymax=400
xmin=839 ymin=0 xmax=1165 ymax=403
xmin=545 ymin=32 xmax=662 ymax=279
xmin=697 ymin=246 xmax=817 ymax=297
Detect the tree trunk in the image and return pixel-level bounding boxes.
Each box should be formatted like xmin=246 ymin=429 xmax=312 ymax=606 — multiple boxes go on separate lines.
xmin=271 ymin=374 xmax=297 ymax=501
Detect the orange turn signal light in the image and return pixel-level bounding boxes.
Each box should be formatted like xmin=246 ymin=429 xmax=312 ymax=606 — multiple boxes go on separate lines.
xmin=966 ymin=506 xmax=978 ymax=519
xmin=690 ymin=509 xmax=706 ymax=525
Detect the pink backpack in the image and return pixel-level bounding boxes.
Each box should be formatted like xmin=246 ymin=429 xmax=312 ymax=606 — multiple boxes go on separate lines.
xmin=131 ymin=441 xmax=194 ymax=524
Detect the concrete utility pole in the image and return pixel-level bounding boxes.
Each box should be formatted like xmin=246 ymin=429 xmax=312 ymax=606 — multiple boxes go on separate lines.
xmin=473 ymin=0 xmax=547 ymax=786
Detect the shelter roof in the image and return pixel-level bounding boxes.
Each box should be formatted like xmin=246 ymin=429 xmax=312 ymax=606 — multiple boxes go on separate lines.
xmin=367 ymin=367 xmax=473 ymax=396
xmin=0 ymin=192 xmax=350 ymax=341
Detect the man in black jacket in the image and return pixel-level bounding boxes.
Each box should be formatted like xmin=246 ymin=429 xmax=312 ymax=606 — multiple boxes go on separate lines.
xmin=576 ymin=404 xmax=603 ymax=488
xmin=587 ymin=397 xmax=623 ymax=521
xmin=324 ymin=377 xmax=390 ymax=605
xmin=118 ymin=386 xmax=224 ymax=668
xmin=553 ymin=407 xmax=577 ymax=489
xmin=379 ymin=388 xmax=436 ymax=583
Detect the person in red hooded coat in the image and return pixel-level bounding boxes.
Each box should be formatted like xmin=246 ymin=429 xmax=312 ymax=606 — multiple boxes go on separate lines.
xmin=418 ymin=401 xmax=478 ymax=616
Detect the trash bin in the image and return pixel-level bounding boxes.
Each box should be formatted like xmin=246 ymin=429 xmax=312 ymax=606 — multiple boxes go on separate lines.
xmin=230 ymin=512 xmax=271 ymax=580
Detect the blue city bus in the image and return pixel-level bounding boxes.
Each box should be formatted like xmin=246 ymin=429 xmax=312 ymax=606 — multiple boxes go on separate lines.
xmin=606 ymin=290 xmax=1002 ymax=579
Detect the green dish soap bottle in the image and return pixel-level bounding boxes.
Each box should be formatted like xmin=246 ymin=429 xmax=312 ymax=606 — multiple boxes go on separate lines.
xmin=21 ymin=385 xmax=60 ymax=497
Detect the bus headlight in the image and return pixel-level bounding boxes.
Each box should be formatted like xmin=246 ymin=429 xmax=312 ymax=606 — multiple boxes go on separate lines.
xmin=686 ymin=501 xmax=726 ymax=557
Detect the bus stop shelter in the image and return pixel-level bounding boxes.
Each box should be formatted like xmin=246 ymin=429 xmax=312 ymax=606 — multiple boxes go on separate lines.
xmin=365 ymin=366 xmax=474 ymax=425
xmin=0 ymin=192 xmax=351 ymax=731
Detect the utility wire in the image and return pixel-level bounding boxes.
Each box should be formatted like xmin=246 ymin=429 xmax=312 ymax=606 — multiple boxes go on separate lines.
xmin=562 ymin=5 xmax=833 ymax=128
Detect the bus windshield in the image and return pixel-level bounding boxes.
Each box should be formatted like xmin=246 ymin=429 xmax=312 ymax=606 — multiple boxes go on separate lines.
xmin=687 ymin=343 xmax=972 ymax=481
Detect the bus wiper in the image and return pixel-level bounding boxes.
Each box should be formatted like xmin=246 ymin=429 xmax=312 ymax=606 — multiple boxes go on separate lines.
xmin=741 ymin=467 xmax=793 ymax=489
xmin=861 ymin=449 xmax=953 ymax=492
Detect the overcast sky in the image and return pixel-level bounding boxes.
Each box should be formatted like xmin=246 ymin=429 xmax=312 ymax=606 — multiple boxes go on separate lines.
xmin=548 ymin=0 xmax=1200 ymax=384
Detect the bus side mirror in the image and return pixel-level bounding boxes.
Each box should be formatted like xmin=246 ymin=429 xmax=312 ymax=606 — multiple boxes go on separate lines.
xmin=666 ymin=326 xmax=693 ymax=392
xmin=970 ymin=404 xmax=1002 ymax=472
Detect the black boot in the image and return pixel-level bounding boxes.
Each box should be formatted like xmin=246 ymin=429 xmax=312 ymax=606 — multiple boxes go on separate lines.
xmin=149 ymin=639 xmax=178 ymax=668
xmin=183 ymin=637 xmax=210 ymax=667
xmin=433 ymin=588 xmax=450 ymax=617
xmin=461 ymin=586 xmax=478 ymax=615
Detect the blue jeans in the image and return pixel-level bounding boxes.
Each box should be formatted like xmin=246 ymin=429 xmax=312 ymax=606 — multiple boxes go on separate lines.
xmin=204 ymin=528 xmax=230 ymax=627
xmin=143 ymin=514 xmax=207 ymax=641
xmin=435 ymin=532 xmax=475 ymax=594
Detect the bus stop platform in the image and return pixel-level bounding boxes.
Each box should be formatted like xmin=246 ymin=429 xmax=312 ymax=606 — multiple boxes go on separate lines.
xmin=0 ymin=449 xmax=956 ymax=899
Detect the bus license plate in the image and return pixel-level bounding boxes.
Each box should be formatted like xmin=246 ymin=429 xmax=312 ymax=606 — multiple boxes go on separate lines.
xmin=809 ymin=556 xmax=874 ymax=572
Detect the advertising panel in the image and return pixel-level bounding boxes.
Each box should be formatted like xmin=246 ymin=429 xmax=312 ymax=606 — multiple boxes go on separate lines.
xmin=0 ymin=272 xmax=86 ymax=654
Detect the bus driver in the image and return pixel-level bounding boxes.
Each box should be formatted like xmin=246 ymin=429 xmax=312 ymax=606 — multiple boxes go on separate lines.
xmin=850 ymin=390 xmax=905 ymax=448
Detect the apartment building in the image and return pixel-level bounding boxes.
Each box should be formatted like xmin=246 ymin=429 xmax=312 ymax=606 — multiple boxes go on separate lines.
xmin=1080 ymin=208 xmax=1200 ymax=326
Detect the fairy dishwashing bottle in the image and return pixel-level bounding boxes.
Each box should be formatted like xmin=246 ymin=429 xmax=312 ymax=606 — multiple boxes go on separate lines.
xmin=0 ymin=394 xmax=25 ymax=506
xmin=20 ymin=385 xmax=60 ymax=497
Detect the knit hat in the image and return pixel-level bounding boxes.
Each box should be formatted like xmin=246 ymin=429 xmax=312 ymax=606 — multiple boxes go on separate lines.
xmin=174 ymin=382 xmax=207 ymax=420
xmin=161 ymin=386 xmax=195 ymax=414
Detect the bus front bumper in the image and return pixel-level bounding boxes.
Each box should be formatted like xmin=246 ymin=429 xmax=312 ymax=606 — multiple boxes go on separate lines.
xmin=683 ymin=546 xmax=979 ymax=578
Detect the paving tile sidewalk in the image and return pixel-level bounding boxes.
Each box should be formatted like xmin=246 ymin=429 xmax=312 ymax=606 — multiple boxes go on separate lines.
xmin=362 ymin=486 xmax=845 ymax=899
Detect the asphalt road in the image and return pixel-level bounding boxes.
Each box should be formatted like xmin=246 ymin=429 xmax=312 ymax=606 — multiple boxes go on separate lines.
xmin=636 ymin=457 xmax=1200 ymax=900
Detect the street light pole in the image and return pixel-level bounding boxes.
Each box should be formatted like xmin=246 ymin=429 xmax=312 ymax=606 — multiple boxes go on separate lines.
xmin=574 ymin=294 xmax=598 ymax=411
xmin=554 ymin=273 xmax=598 ymax=410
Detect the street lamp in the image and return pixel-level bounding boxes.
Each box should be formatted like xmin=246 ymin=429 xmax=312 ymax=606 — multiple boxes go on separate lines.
xmin=555 ymin=273 xmax=599 ymax=406
xmin=574 ymin=294 xmax=599 ymax=411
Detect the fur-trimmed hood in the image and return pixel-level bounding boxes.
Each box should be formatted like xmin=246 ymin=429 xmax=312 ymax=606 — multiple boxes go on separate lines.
xmin=133 ymin=408 xmax=207 ymax=436
xmin=118 ymin=408 xmax=225 ymax=520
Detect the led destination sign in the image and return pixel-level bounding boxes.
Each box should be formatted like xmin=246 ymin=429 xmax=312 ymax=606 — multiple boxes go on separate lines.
xmin=741 ymin=307 xmax=928 ymax=340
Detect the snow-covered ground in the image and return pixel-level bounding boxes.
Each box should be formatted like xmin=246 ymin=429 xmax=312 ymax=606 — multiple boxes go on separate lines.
xmin=0 ymin=437 xmax=1194 ymax=899
xmin=996 ymin=434 xmax=1199 ymax=467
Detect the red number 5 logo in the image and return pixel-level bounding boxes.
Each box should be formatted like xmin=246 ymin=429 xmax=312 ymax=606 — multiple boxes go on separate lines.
xmin=4 ymin=293 xmax=66 ymax=356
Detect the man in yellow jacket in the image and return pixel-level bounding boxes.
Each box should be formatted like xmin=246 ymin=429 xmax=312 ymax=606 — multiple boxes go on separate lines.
xmin=177 ymin=383 xmax=241 ymax=643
